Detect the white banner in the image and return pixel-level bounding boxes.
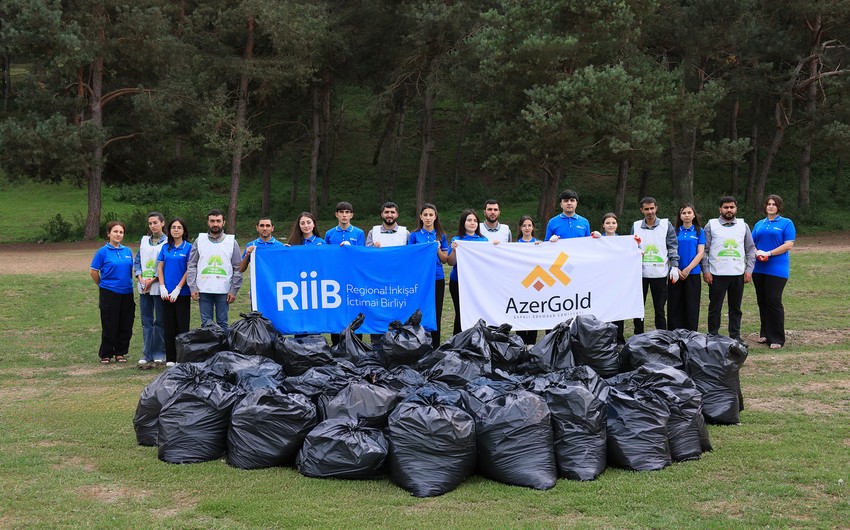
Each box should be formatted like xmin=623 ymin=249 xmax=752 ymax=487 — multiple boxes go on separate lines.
xmin=455 ymin=237 xmax=644 ymax=330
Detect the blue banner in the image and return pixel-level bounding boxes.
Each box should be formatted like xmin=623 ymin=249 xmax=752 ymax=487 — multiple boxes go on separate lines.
xmin=250 ymin=244 xmax=437 ymax=335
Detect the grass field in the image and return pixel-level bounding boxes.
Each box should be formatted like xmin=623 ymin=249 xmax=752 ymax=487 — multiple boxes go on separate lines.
xmin=0 ymin=247 xmax=848 ymax=528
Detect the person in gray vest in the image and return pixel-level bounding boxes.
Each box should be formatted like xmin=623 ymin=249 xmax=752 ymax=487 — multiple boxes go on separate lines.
xmin=478 ymin=199 xmax=512 ymax=242
xmin=702 ymin=196 xmax=756 ymax=340
xmin=133 ymin=212 xmax=167 ymax=368
xmin=365 ymin=202 xmax=409 ymax=248
xmin=186 ymin=209 xmax=243 ymax=330
xmin=631 ymin=197 xmax=679 ymax=335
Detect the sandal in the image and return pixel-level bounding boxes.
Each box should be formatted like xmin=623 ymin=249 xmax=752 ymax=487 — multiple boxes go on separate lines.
xmin=115 ymin=355 xmax=128 ymax=363
xmin=756 ymin=337 xmax=768 ymax=344
xmin=100 ymin=358 xmax=111 ymax=364
xmin=769 ymin=344 xmax=783 ymax=349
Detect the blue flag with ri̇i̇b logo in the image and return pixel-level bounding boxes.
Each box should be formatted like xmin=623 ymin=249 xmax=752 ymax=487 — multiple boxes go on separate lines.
xmin=250 ymin=243 xmax=437 ymax=335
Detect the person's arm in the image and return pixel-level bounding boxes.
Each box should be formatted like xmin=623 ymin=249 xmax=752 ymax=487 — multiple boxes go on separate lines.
xmin=447 ymin=239 xmax=458 ymax=266
xmin=743 ymin=224 xmax=756 ymax=282
xmin=365 ymin=228 xmax=375 ymax=247
xmin=228 ymin=240 xmax=243 ymax=301
xmin=186 ymin=244 xmax=199 ymax=299
xmin=437 ymin=235 xmax=449 ymax=264
xmin=90 ymin=269 xmax=100 ymax=286
xmin=666 ymin=222 xmax=679 ymax=268
xmin=702 ymin=223 xmax=713 ymax=284
xmin=239 ymin=244 xmax=254 ymax=273
xmin=356 ymin=229 xmax=366 ymax=246
xmin=545 ymin=220 xmax=555 ymax=241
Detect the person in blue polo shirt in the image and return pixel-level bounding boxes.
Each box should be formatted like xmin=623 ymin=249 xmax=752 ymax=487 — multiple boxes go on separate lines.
xmin=287 ymin=212 xmax=324 ymax=245
xmin=447 ymin=209 xmax=491 ymax=335
xmin=239 ymin=217 xmax=284 ymax=273
xmin=668 ymin=204 xmax=705 ymax=332
xmin=752 ymin=194 xmax=796 ymax=349
xmin=409 ymin=203 xmax=450 ymax=346
xmin=90 ymin=221 xmax=135 ymax=365
xmin=325 ymin=202 xmax=365 ymax=246
xmin=157 ymin=218 xmax=192 ymax=367
xmin=545 ymin=189 xmax=591 ymax=241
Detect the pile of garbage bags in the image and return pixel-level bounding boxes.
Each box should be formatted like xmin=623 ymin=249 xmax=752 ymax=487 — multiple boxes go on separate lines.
xmin=134 ymin=311 xmax=747 ymax=497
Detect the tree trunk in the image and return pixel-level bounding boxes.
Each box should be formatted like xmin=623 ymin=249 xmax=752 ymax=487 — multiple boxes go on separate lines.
xmin=319 ymin=70 xmax=332 ymax=207
xmin=755 ymin=99 xmax=790 ymax=210
xmin=798 ymin=15 xmax=822 ymax=213
xmin=415 ymin=58 xmax=438 ymax=213
xmin=745 ymin=97 xmax=760 ymax=203
xmin=84 ymin=54 xmax=104 ymax=240
xmin=261 ymin=145 xmax=271 ymax=216
xmin=614 ymin=158 xmax=629 ymax=219
xmin=453 ymin=108 xmax=472 ymax=189
xmin=638 ymin=167 xmax=651 ymax=201
xmin=729 ymin=96 xmax=739 ymax=195
xmin=670 ymin=122 xmax=696 ymax=205
xmin=309 ymin=84 xmax=320 ymax=215
xmin=536 ymin=165 xmax=561 ymax=223
xmin=391 ymin=94 xmax=406 ymax=201
xmin=2 ymin=55 xmax=10 ymax=111
xmin=227 ymin=16 xmax=254 ymax=234
xmin=833 ymin=158 xmax=843 ymax=194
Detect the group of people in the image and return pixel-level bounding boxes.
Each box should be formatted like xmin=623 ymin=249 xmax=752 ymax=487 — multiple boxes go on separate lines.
xmin=89 ymin=191 xmax=795 ymax=365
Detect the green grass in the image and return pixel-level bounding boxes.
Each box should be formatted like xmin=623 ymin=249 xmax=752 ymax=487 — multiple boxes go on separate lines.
xmin=0 ymin=250 xmax=848 ymax=527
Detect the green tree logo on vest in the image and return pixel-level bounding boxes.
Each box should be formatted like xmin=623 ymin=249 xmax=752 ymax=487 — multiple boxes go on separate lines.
xmin=142 ymin=258 xmax=157 ymax=278
xmin=718 ymin=238 xmax=742 ymax=257
xmin=642 ymin=243 xmax=664 ymax=263
xmin=201 ymin=254 xmax=228 ymax=275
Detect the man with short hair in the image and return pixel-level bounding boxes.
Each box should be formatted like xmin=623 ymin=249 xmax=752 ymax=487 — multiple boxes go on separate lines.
xmin=545 ymin=189 xmax=591 ymax=241
xmin=239 ymin=217 xmax=284 ymax=273
xmin=631 ymin=197 xmax=680 ymax=335
xmin=366 ymin=202 xmax=409 ymax=248
xmin=134 ymin=212 xmax=167 ymax=368
xmin=702 ymin=196 xmax=756 ymax=340
xmin=186 ymin=209 xmax=243 ymax=330
xmin=325 ymin=202 xmax=365 ymax=246
xmin=478 ymin=199 xmax=512 ymax=242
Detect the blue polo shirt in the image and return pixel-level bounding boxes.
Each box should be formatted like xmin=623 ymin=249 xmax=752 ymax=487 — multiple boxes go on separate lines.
xmin=545 ymin=213 xmax=591 ymax=240
xmin=91 ymin=244 xmax=134 ymax=294
xmin=324 ymin=225 xmax=365 ymax=246
xmin=302 ymin=235 xmax=324 ymax=246
xmin=408 ymin=228 xmax=449 ymax=280
xmin=448 ymin=234 xmax=488 ymax=282
xmin=157 ymin=241 xmax=192 ymax=296
xmin=241 ymin=236 xmax=284 ymax=258
xmin=517 ymin=237 xmax=538 ymax=243
xmin=752 ymin=215 xmax=796 ymax=278
xmin=676 ymin=225 xmax=705 ymax=274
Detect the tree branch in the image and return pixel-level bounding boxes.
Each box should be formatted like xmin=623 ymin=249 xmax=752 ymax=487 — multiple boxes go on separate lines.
xmin=103 ymin=132 xmax=143 ymax=149
xmin=101 ymin=87 xmax=152 ymax=107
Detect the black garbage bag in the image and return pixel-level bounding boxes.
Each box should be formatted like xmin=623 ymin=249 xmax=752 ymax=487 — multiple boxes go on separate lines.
xmin=332 ymin=313 xmax=385 ymax=368
xmin=226 ymin=388 xmax=318 ymax=470
xmin=465 ymin=378 xmax=557 ymax=490
xmin=371 ymin=365 xmax=427 ymax=398
xmin=202 ymin=350 xmax=284 ymax=390
xmin=175 ymin=322 xmax=229 ymax=363
xmin=281 ymin=361 xmax=360 ymax=399
xmin=541 ymin=382 xmax=607 ymax=481
xmin=387 ymin=383 xmax=477 ymax=497
xmin=517 ymin=320 xmax=574 ymax=375
xmin=484 ymin=323 xmax=526 ymax=371
xmin=227 ymin=312 xmax=279 ymax=359
xmin=157 ymin=374 xmax=241 ymax=464
xmin=569 ymin=315 xmax=620 ymax=377
xmin=604 ymin=384 xmax=671 ymax=471
xmin=638 ymin=363 xmax=709 ymax=462
xmin=382 ymin=310 xmax=433 ymax=367
xmin=232 ymin=362 xmax=285 ymax=393
xmin=296 ymin=419 xmax=388 ymax=479
xmin=682 ymin=333 xmax=748 ymax=424
xmin=133 ymin=363 xmax=205 ymax=446
xmin=274 ymin=334 xmax=334 ymax=376
xmin=323 ymin=381 xmax=402 ymax=427
xmin=419 ymin=349 xmax=491 ymax=387
xmin=620 ymin=329 xmax=686 ymax=372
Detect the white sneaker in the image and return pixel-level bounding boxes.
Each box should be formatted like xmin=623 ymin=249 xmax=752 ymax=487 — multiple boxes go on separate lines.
xmin=138 ymin=359 xmax=148 ymax=365
xmin=166 ymin=362 xmax=176 ymax=367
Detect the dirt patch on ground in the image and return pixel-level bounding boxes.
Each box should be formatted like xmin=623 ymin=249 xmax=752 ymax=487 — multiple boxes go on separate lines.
xmin=77 ymin=485 xmax=150 ymax=504
xmin=53 ymin=455 xmax=98 ymax=473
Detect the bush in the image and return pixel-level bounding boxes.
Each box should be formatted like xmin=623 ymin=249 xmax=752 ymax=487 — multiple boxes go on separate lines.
xmin=40 ymin=213 xmax=74 ymax=242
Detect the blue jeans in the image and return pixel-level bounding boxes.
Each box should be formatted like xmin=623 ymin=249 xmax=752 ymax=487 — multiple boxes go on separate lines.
xmin=139 ymin=293 xmax=165 ymax=362
xmin=199 ymin=293 xmax=229 ymax=330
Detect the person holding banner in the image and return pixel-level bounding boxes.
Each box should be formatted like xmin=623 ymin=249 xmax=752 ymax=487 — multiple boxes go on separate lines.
xmin=478 ymin=199 xmax=512 ymax=242
xmin=287 ymin=212 xmax=324 ymax=246
xmin=448 ymin=209 xmax=491 ymax=335
xmin=594 ymin=212 xmax=627 ymax=344
xmin=156 ymin=218 xmax=192 ymax=367
xmin=325 ymin=202 xmax=365 ymax=246
xmin=408 ymin=203 xmax=450 ymax=346
xmin=516 ymin=215 xmax=541 ymax=345
xmin=239 ymin=217 xmax=284 ymax=273
xmin=668 ymin=204 xmax=705 ymax=332
xmin=366 ymin=201 xmax=409 ymax=247
xmin=90 ymin=221 xmax=135 ymax=364
xmin=186 ymin=209 xmax=243 ymax=330
xmin=133 ymin=212 xmax=167 ymax=368
xmin=545 ymin=189 xmax=591 ymax=241
xmin=631 ymin=197 xmax=679 ymax=335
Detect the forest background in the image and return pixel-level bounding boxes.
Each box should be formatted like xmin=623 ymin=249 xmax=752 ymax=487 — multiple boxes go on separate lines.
xmin=1 ymin=0 xmax=850 ymax=241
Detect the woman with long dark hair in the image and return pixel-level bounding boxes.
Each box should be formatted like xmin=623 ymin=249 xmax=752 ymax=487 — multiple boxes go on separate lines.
xmin=408 ymin=203 xmax=449 ymax=345
xmin=668 ymin=204 xmax=705 ymax=331
xmin=156 ymin=217 xmax=192 ymax=367
xmin=752 ymin=194 xmax=795 ymax=348
xmin=447 ymin=209 xmax=490 ymax=335
xmin=287 ymin=212 xmax=324 ymax=246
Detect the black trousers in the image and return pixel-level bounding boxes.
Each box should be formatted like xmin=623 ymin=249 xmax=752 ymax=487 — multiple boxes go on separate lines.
xmin=432 ymin=279 xmax=446 ymax=347
xmin=752 ymin=273 xmax=787 ymax=346
xmin=634 ymin=277 xmax=668 ymax=335
xmin=163 ymin=295 xmax=191 ymax=363
xmin=707 ymin=274 xmax=745 ymax=339
xmin=98 ymin=288 xmax=135 ymax=360
xmin=449 ymin=280 xmax=462 ymax=336
xmin=517 ymin=330 xmax=539 ymax=346
xmin=668 ymin=273 xmax=701 ymax=331
xmin=613 ymin=320 xmax=625 ymax=345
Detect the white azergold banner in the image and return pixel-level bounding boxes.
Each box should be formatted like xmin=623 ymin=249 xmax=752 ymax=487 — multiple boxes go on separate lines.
xmin=455 ymin=236 xmax=644 ymax=331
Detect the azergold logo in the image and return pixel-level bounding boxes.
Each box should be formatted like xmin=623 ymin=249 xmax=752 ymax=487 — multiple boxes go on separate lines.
xmin=521 ymin=252 xmax=572 ymax=291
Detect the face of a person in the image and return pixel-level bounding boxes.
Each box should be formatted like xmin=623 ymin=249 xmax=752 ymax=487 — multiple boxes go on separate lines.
xmin=720 ymin=202 xmax=737 ymax=220
xmin=148 ymin=217 xmax=164 ymax=236
xmin=170 ymin=222 xmax=185 ymax=240
xmin=464 ymin=214 xmax=479 ymax=234
xmin=484 ymin=204 xmax=500 ymax=223
xmin=381 ymin=208 xmax=398 ymax=226
xmin=765 ymin=199 xmax=778 ymax=216
xmin=679 ymin=207 xmax=695 ymax=225
xmin=561 ymin=198 xmax=577 ymax=215
xmin=108 ymin=225 xmax=124 ymax=245
xmin=520 ymin=219 xmax=534 ymax=237
xmin=641 ymin=203 xmax=657 ymax=223
xmin=257 ymin=219 xmax=273 ymax=240
xmin=208 ymin=215 xmax=225 ymax=234
xmin=603 ymin=217 xmax=618 ymax=234
xmin=299 ymin=216 xmax=315 ymax=236
xmin=336 ymin=209 xmax=353 ymax=227
xmin=420 ymin=208 xmax=436 ymax=229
